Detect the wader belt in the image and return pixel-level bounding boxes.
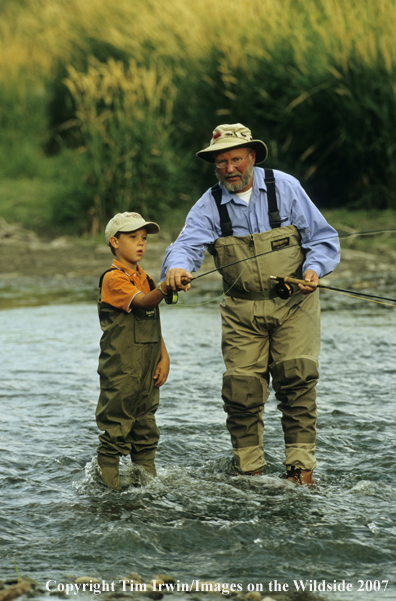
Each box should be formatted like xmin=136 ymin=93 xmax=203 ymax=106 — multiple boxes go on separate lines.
xmin=224 ymin=288 xmax=278 ymax=300
xmin=211 ymin=168 xmax=282 ymax=236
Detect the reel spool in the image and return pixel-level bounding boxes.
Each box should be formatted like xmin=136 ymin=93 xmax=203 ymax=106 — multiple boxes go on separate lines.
xmin=165 ymin=290 xmax=179 ymax=304
xmin=274 ymin=281 xmax=299 ymax=299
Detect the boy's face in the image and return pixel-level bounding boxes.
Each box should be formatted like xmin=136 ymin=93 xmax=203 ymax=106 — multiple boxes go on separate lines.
xmin=110 ymin=228 xmax=148 ymax=269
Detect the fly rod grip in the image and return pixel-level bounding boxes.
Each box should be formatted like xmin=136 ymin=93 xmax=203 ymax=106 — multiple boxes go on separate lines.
xmin=283 ymin=276 xmax=318 ymax=289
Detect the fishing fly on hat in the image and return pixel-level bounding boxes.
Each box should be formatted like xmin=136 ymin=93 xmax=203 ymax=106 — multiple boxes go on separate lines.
xmin=196 ymin=123 xmax=268 ymax=164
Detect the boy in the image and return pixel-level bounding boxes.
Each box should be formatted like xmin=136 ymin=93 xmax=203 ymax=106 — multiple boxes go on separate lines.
xmin=95 ymin=212 xmax=180 ymax=491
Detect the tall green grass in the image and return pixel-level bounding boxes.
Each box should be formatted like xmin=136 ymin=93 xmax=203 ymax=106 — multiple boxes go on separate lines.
xmin=1 ymin=0 xmax=396 ymax=232
xmin=61 ymin=58 xmax=183 ymax=233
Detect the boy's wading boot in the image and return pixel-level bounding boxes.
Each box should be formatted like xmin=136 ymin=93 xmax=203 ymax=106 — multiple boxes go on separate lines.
xmin=241 ymin=469 xmax=263 ymax=476
xmin=283 ymin=467 xmax=315 ymax=486
xmin=97 ymin=454 xmax=121 ymax=491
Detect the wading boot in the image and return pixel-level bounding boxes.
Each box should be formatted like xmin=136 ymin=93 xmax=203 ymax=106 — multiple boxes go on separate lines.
xmin=134 ymin=463 xmax=157 ymax=477
xmin=97 ymin=454 xmax=121 ymax=491
xmin=283 ymin=467 xmax=314 ymax=486
xmin=130 ymin=454 xmax=157 ymax=477
xmin=241 ymin=469 xmax=263 ymax=476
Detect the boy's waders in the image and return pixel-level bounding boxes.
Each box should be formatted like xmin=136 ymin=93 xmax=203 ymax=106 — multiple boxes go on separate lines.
xmin=95 ymin=300 xmax=162 ymax=476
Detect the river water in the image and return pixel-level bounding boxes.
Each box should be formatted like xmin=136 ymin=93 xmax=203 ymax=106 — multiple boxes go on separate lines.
xmin=1 ymin=281 xmax=395 ymax=601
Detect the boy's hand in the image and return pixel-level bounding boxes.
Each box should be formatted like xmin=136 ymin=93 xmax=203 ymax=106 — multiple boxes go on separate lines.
xmin=153 ymin=354 xmax=170 ymax=388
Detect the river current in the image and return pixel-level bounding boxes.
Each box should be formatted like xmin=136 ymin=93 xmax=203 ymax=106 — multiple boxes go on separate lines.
xmin=1 ymin=282 xmax=395 ymax=601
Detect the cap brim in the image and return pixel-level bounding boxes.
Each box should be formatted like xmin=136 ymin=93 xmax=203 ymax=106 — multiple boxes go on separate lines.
xmin=118 ymin=222 xmax=160 ymax=235
xmin=196 ymin=140 xmax=268 ymax=164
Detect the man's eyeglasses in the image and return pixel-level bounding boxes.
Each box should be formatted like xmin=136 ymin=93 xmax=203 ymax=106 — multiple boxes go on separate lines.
xmin=214 ymin=152 xmax=251 ymax=170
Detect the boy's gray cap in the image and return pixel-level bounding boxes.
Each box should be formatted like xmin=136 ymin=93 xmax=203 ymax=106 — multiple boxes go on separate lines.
xmin=105 ymin=212 xmax=160 ymax=243
xmin=196 ymin=123 xmax=268 ymax=164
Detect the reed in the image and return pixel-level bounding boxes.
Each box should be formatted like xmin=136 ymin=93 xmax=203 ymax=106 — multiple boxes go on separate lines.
xmin=3 ymin=0 xmax=396 ymax=79
xmin=63 ymin=58 xmax=179 ymax=231
xmin=1 ymin=0 xmax=396 ymax=231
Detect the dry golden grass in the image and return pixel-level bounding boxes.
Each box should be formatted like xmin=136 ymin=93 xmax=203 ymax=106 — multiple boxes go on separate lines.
xmin=1 ymin=0 xmax=396 ymax=83
xmin=63 ymin=57 xmax=175 ymax=133
xmin=1 ymin=0 xmax=396 ymax=226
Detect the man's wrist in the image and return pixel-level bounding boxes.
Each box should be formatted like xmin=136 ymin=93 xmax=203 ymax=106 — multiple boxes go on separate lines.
xmin=304 ymin=265 xmax=321 ymax=278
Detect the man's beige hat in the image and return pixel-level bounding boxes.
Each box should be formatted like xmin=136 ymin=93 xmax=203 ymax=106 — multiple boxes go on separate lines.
xmin=105 ymin=212 xmax=160 ymax=244
xmin=196 ymin=123 xmax=268 ymax=164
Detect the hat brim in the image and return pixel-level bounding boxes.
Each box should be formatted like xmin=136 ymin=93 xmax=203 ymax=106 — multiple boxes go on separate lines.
xmin=118 ymin=222 xmax=160 ymax=235
xmin=196 ymin=140 xmax=268 ymax=164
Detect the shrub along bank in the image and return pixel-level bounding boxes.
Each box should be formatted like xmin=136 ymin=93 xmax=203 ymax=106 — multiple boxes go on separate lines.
xmin=1 ymin=0 xmax=396 ymax=234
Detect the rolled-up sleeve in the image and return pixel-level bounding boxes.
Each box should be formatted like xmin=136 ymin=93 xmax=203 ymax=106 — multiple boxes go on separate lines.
xmin=289 ymin=182 xmax=340 ymax=277
xmin=160 ymin=194 xmax=220 ymax=279
xmin=160 ymin=168 xmax=340 ymax=280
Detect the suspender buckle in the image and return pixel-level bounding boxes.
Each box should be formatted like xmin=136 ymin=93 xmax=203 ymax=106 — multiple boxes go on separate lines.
xmin=268 ymin=211 xmax=282 ymax=229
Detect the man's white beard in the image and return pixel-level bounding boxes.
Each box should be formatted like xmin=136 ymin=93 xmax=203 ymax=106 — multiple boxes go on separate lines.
xmin=215 ymin=159 xmax=254 ymax=192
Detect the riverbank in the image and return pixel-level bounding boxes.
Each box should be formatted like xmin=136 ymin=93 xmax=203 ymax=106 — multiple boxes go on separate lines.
xmin=1 ymin=217 xmax=396 ymax=309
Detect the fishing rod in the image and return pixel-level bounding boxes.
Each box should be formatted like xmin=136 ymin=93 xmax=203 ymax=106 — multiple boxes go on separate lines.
xmin=269 ymin=276 xmax=396 ymax=304
xmin=164 ymin=228 xmax=396 ymax=305
xmin=191 ymin=228 xmax=396 ymax=282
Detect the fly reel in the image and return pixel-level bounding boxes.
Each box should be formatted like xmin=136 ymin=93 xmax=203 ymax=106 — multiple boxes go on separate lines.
xmin=165 ymin=290 xmax=179 ymax=304
xmin=273 ymin=281 xmax=299 ymax=299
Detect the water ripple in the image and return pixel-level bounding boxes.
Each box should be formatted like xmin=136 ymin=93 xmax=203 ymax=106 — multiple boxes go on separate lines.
xmin=0 ymin=302 xmax=395 ymax=600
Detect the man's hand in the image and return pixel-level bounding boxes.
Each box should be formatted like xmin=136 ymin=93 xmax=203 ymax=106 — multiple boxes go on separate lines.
xmin=166 ymin=268 xmax=192 ymax=292
xmin=299 ymin=269 xmax=319 ymax=295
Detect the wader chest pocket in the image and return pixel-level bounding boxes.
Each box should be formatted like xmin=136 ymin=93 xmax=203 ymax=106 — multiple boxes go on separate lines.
xmin=133 ymin=307 xmax=161 ymax=344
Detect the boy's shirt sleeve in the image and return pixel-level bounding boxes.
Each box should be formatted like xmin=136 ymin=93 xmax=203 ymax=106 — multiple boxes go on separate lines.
xmin=101 ymin=269 xmax=142 ymax=312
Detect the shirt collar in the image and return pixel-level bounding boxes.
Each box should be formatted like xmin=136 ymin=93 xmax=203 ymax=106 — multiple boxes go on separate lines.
xmin=111 ymin=259 xmax=142 ymax=277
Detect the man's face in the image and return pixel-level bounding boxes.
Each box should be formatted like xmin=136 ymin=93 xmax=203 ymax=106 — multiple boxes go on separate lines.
xmin=214 ymin=147 xmax=256 ymax=193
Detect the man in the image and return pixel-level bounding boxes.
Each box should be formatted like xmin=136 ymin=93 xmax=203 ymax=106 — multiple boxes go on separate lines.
xmin=160 ymin=123 xmax=340 ymax=484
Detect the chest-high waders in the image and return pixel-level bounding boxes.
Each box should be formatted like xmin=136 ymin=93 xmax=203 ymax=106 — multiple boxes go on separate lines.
xmin=210 ymin=170 xmax=320 ymax=475
xmin=95 ymin=271 xmax=161 ymax=478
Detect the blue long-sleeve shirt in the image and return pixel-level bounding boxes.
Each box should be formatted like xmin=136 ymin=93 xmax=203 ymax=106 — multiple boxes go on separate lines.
xmin=160 ymin=167 xmax=340 ymax=279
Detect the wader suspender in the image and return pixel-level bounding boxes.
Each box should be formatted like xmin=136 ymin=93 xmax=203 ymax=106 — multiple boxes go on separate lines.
xmin=211 ymin=183 xmax=233 ymax=237
xmin=211 ymin=169 xmax=281 ymax=235
xmin=264 ymin=169 xmax=282 ymax=229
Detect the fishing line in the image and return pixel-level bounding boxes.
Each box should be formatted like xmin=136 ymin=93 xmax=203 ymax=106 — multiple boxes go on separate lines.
xmin=191 ymin=228 xmax=396 ymax=282
xmin=168 ymin=228 xmax=396 ymax=308
xmin=326 ymin=291 xmax=396 ymax=308
xmin=173 ymin=260 xmax=252 ymax=307
xmin=175 ymin=272 xmax=396 ymax=308
xmin=270 ymin=276 xmax=396 ymax=307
